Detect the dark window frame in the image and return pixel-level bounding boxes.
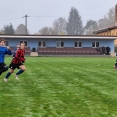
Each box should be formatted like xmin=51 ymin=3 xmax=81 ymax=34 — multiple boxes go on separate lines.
xmin=38 ymin=41 xmax=46 ymax=47
xmin=56 ymin=41 xmax=64 ymax=48
xmin=74 ymin=41 xmax=82 ymax=48
xmin=92 ymin=41 xmax=99 ymax=48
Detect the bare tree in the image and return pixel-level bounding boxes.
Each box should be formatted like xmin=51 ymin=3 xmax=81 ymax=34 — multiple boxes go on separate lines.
xmin=0 ymin=29 xmax=4 ymax=34
xmin=84 ymin=20 xmax=98 ymax=35
xmin=53 ymin=17 xmax=67 ymax=35
xmin=39 ymin=27 xmax=57 ymax=35
xmin=97 ymin=7 xmax=115 ymax=29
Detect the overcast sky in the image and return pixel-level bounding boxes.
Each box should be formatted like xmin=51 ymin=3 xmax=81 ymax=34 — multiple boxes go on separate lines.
xmin=0 ymin=0 xmax=117 ymax=34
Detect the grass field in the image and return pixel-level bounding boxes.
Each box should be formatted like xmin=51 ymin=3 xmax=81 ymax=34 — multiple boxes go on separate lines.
xmin=0 ymin=56 xmax=117 ymax=117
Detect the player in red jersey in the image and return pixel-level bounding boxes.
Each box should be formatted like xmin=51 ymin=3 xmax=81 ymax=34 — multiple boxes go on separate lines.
xmin=4 ymin=43 xmax=26 ymax=82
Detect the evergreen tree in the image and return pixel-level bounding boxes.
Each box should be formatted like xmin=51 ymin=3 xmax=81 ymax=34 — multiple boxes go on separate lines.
xmin=66 ymin=7 xmax=83 ymax=35
xmin=15 ymin=24 xmax=29 ymax=34
xmin=3 ymin=23 xmax=15 ymax=34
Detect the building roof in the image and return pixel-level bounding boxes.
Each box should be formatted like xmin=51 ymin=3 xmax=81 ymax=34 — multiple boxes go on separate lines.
xmin=93 ymin=26 xmax=117 ymax=34
xmin=0 ymin=34 xmax=116 ymax=40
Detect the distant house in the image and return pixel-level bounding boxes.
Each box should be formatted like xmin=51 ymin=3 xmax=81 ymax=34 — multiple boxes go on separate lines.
xmin=93 ymin=26 xmax=117 ymax=46
xmin=0 ymin=35 xmax=116 ymax=56
xmin=93 ymin=4 xmax=117 ymax=46
xmin=93 ymin=26 xmax=117 ymax=36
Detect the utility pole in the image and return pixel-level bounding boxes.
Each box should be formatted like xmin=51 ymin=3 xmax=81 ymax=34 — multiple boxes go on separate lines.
xmin=22 ymin=15 xmax=29 ymax=34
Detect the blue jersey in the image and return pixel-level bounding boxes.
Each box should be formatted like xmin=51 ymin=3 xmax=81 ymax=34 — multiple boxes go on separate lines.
xmin=0 ymin=46 xmax=12 ymax=63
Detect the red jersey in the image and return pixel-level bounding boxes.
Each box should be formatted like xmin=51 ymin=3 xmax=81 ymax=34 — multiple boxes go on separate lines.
xmin=12 ymin=49 xmax=26 ymax=64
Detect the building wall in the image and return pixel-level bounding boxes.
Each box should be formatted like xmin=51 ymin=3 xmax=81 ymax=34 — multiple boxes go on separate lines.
xmin=6 ymin=38 xmax=19 ymax=46
xmin=110 ymin=29 xmax=117 ymax=46
xmin=111 ymin=29 xmax=117 ymax=35
xmin=95 ymin=30 xmax=111 ymax=36
xmin=95 ymin=29 xmax=117 ymax=36
xmin=94 ymin=29 xmax=117 ymax=46
xmin=5 ymin=38 xmax=115 ymax=52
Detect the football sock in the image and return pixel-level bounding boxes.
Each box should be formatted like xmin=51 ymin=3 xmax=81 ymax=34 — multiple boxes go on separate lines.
xmin=5 ymin=72 xmax=11 ymax=79
xmin=16 ymin=69 xmax=25 ymax=75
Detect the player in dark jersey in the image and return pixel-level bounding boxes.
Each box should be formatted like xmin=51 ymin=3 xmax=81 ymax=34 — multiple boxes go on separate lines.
xmin=4 ymin=43 xmax=26 ymax=82
xmin=114 ymin=59 xmax=117 ymax=69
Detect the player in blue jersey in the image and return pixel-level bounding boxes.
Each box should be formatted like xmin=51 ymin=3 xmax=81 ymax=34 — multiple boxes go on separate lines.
xmin=0 ymin=38 xmax=12 ymax=75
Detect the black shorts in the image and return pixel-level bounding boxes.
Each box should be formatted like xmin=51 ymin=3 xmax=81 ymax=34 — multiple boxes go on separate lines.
xmin=9 ymin=62 xmax=23 ymax=69
xmin=0 ymin=63 xmax=7 ymax=70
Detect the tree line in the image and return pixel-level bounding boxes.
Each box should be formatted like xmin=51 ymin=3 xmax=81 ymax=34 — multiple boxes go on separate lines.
xmin=0 ymin=7 xmax=115 ymax=35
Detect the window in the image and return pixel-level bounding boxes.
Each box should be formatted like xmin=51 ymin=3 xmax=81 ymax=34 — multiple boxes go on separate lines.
xmin=74 ymin=41 xmax=82 ymax=48
xmin=5 ymin=40 xmax=9 ymax=46
xmin=20 ymin=40 xmax=27 ymax=46
xmin=38 ymin=41 xmax=46 ymax=47
xmin=56 ymin=41 xmax=64 ymax=48
xmin=92 ymin=42 xmax=99 ymax=48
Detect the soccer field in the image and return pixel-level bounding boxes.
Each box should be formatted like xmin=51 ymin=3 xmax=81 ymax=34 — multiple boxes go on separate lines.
xmin=0 ymin=57 xmax=117 ymax=117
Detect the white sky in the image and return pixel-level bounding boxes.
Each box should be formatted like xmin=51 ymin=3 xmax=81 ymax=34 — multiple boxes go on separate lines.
xmin=0 ymin=0 xmax=117 ymax=34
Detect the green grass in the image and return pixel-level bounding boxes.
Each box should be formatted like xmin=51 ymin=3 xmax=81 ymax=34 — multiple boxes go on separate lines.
xmin=0 ymin=56 xmax=117 ymax=117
